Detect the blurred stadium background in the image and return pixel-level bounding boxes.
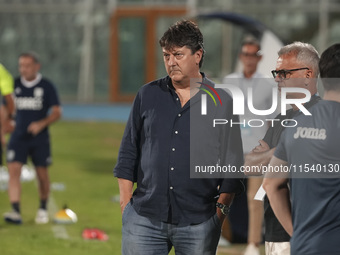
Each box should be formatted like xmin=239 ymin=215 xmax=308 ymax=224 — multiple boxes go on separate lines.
xmin=1 ymin=0 xmax=340 ymax=254
xmin=1 ymin=0 xmax=339 ymax=105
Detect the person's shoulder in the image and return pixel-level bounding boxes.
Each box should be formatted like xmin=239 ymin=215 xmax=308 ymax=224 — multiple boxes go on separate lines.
xmin=292 ymin=97 xmax=322 ymax=119
xmin=14 ymin=77 xmax=21 ymax=86
xmin=40 ymin=77 xmax=55 ymax=86
xmin=310 ymin=99 xmax=340 ymax=114
xmin=204 ymin=77 xmax=222 ymax=91
xmin=204 ymin=77 xmax=233 ymax=103
xmin=139 ymin=76 xmax=169 ymax=94
xmin=38 ymin=77 xmax=59 ymax=93
xmin=274 ymin=109 xmax=293 ymax=121
xmin=0 ymin=63 xmax=10 ymax=74
xmin=145 ymin=76 xmax=167 ymax=87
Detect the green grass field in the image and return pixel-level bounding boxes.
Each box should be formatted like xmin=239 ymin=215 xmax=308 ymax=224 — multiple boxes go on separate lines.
xmin=0 ymin=120 xmax=258 ymax=255
xmin=0 ymin=121 xmax=126 ymax=255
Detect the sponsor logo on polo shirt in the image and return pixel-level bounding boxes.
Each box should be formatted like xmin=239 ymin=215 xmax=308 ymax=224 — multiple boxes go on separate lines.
xmin=293 ymin=127 xmax=327 ymax=140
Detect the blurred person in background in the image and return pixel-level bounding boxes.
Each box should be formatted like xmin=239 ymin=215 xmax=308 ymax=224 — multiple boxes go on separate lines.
xmin=114 ymin=20 xmax=244 ymax=255
xmin=222 ymin=37 xmax=277 ymax=255
xmin=3 ymin=52 xmax=62 ymax=224
xmin=245 ymin=41 xmax=320 ymax=255
xmin=0 ymin=63 xmax=16 ymax=161
xmin=263 ymin=43 xmax=340 ymax=255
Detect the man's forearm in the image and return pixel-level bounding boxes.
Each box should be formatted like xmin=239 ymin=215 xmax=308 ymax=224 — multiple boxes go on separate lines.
xmin=42 ymin=105 xmax=62 ymax=127
xmin=216 ymin=192 xmax=235 ymax=222
xmin=263 ymin=179 xmax=293 ymax=236
xmin=27 ymin=105 xmax=62 ymax=135
xmin=118 ymin=178 xmax=134 ymax=214
xmin=3 ymin=94 xmax=15 ymax=117
xmin=263 ymin=156 xmax=293 ymax=236
xmin=217 ymin=192 xmax=235 ymax=205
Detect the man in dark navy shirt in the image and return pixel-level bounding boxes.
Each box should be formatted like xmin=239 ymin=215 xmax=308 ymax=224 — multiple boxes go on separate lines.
xmin=3 ymin=52 xmax=61 ymax=225
xmin=264 ymin=43 xmax=340 ymax=255
xmin=114 ymin=20 xmax=244 ymax=255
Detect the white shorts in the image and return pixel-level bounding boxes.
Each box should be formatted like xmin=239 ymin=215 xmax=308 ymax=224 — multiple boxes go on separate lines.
xmin=265 ymin=241 xmax=290 ymax=255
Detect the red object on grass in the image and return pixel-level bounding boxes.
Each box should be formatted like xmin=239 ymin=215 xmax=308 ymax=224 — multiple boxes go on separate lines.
xmin=82 ymin=228 xmax=109 ymax=241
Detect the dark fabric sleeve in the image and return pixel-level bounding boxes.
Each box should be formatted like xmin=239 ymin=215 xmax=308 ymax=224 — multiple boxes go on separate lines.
xmin=113 ymin=92 xmax=142 ymax=182
xmin=219 ymin=97 xmax=245 ymax=195
xmin=263 ymin=126 xmax=274 ymax=149
xmin=273 ymin=130 xmax=288 ymax=162
xmin=46 ymin=81 xmax=61 ymax=107
xmin=263 ymin=112 xmax=285 ymax=149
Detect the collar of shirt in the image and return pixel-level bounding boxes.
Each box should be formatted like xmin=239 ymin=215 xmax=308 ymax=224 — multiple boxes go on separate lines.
xmin=165 ymin=72 xmax=207 ymax=108
xmin=20 ymin=73 xmax=42 ymax=88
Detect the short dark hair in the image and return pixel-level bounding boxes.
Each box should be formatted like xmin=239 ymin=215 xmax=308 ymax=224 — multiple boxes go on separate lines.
xmin=241 ymin=36 xmax=261 ymax=52
xmin=159 ymin=20 xmax=205 ymax=68
xmin=319 ymin=43 xmax=340 ymax=91
xmin=19 ymin=51 xmax=40 ymax=63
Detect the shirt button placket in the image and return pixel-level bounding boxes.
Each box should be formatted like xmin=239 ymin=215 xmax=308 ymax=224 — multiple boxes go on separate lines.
xmin=169 ymin=111 xmax=181 ymax=194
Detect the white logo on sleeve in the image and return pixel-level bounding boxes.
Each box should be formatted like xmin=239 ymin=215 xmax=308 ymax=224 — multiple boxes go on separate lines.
xmin=293 ymin=127 xmax=327 ymax=140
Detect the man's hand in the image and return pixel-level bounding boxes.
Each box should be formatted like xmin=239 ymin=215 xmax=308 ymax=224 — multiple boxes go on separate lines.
xmin=27 ymin=105 xmax=62 ymax=136
xmin=120 ymin=200 xmax=131 ymax=214
xmin=27 ymin=120 xmax=46 ymax=136
xmin=2 ymin=119 xmax=15 ymax=134
xmin=0 ymin=104 xmax=15 ymax=135
xmin=118 ymin=178 xmax=133 ymax=214
xmin=244 ymin=140 xmax=275 ymax=176
xmin=252 ymin=140 xmax=270 ymax=153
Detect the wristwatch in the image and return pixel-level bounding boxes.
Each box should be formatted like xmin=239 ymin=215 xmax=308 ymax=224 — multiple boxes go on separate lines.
xmin=216 ymin=202 xmax=230 ymax=215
